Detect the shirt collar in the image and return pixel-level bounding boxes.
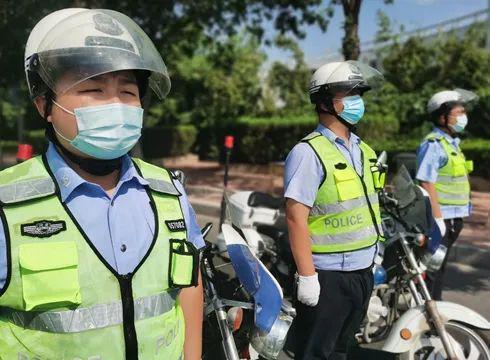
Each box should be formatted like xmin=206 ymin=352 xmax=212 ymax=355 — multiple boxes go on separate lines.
xmin=45 ymin=142 xmax=149 ymax=202
xmin=315 ymin=123 xmax=361 ymax=146
xmin=433 ymin=127 xmax=460 ymax=146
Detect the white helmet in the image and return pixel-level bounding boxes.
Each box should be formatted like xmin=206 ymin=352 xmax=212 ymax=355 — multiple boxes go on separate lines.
xmin=308 ymin=60 xmax=383 ymax=104
xmin=25 ymin=8 xmax=170 ymax=100
xmin=426 ymin=89 xmax=478 ymax=114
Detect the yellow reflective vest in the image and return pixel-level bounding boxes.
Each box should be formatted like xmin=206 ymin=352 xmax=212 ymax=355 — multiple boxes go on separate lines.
xmin=0 ymin=156 xmax=196 ymax=360
xmin=301 ymin=132 xmax=383 ymax=254
xmin=425 ymin=132 xmax=472 ymax=206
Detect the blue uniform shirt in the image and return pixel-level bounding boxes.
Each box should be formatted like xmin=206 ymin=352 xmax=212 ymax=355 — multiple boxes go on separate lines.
xmin=0 ymin=143 xmax=204 ymax=290
xmin=416 ymin=127 xmax=471 ymax=219
xmin=284 ymin=124 xmax=377 ymax=271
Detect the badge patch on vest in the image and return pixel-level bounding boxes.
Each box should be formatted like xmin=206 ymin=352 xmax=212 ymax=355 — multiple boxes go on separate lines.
xmin=165 ymin=219 xmax=186 ymax=232
xmin=21 ymin=220 xmax=67 ymax=238
xmin=334 ymin=162 xmax=348 ymax=170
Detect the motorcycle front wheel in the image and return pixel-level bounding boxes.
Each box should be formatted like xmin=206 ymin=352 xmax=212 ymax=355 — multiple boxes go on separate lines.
xmin=401 ymin=321 xmax=490 ymax=360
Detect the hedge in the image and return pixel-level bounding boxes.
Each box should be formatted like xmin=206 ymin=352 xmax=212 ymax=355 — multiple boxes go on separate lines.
xmin=141 ymin=125 xmax=197 ymax=158
xmin=200 ymin=116 xmax=490 ymax=177
xmin=0 ymin=140 xmax=18 ymax=153
xmin=7 ymin=126 xmax=198 ymax=159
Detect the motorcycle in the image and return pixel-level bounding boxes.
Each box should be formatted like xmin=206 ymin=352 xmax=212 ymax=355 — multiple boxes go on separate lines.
xmin=201 ymin=222 xmax=296 ymax=360
xmin=360 ymin=161 xmax=490 ymax=359
xmin=217 ymin=190 xmax=295 ymax=297
xmin=173 ymin=170 xmax=294 ymax=359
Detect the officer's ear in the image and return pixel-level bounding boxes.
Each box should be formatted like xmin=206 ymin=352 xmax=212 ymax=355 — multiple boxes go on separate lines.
xmin=34 ymin=96 xmax=47 ymax=119
xmin=437 ymin=114 xmax=447 ymax=127
xmin=316 ymin=103 xmax=329 ymax=114
xmin=33 ymin=95 xmax=53 ymax=122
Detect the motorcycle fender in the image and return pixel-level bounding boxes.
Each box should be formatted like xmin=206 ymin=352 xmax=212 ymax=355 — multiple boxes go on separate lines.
xmin=382 ymin=301 xmax=490 ymax=353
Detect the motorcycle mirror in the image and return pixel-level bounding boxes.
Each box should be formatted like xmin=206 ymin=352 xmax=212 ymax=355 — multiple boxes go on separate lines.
xmin=376 ymin=151 xmax=388 ymax=168
xmin=201 ymin=223 xmax=213 ymax=239
xmin=172 ymin=169 xmax=187 ymax=187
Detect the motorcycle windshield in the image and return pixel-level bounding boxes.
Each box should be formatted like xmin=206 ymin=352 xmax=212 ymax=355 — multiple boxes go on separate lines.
xmin=222 ymin=224 xmax=283 ymax=333
xmin=391 ymin=165 xmax=442 ymax=252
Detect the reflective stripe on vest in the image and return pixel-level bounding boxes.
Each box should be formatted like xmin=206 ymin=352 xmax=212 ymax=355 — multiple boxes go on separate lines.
xmin=0 ymin=178 xmax=55 ymax=204
xmin=311 ymin=225 xmax=378 ymax=253
xmin=302 ymin=133 xmax=381 ymax=254
xmin=426 ymin=132 xmax=471 ymax=206
xmin=310 ymin=192 xmax=379 ymax=217
xmin=437 ymin=192 xmax=470 ymax=202
xmin=0 ymin=290 xmax=179 ymax=333
xmin=146 ymin=178 xmax=181 ymax=196
xmin=436 ymin=174 xmax=468 ymax=183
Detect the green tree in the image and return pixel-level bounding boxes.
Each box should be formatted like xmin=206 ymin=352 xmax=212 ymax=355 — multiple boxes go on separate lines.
xmin=326 ymin=0 xmax=394 ymax=60
xmin=375 ymin=10 xmax=393 ymax=44
xmin=0 ymin=0 xmax=331 ymax=139
xmin=149 ymin=33 xmax=266 ymax=158
xmin=380 ymin=23 xmax=490 ymax=135
xmin=265 ymin=35 xmax=311 ymax=114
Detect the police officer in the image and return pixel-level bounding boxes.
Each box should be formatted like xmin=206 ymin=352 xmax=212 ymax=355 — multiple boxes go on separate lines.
xmin=416 ymin=89 xmax=477 ymax=300
xmin=0 ymin=9 xmax=203 ymax=359
xmin=284 ymin=61 xmax=385 ymax=360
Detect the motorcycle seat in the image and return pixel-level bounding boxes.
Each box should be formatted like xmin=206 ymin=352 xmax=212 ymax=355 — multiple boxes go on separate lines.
xmin=247 ymin=192 xmax=284 ymax=210
xmin=256 ymin=224 xmax=287 ymax=241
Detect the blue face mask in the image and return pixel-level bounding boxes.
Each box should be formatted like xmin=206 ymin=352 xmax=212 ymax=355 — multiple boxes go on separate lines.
xmin=53 ymin=101 xmax=143 ymax=160
xmin=339 ymin=95 xmax=365 ymax=124
xmin=449 ymin=114 xmax=468 ymax=133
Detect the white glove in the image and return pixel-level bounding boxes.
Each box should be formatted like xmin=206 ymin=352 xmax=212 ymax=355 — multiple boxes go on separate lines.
xmin=297 ymin=273 xmax=320 ymax=307
xmin=435 ymin=218 xmax=446 ymax=237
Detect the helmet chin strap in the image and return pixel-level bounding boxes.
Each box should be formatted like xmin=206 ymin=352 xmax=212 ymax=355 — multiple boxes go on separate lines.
xmin=45 ymin=124 xmax=123 ymax=176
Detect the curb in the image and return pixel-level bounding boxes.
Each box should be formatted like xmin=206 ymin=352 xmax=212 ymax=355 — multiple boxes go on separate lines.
xmin=189 ymin=196 xmax=490 ymax=270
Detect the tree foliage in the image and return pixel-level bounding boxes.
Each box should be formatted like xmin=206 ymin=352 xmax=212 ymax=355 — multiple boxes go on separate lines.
xmin=0 ymin=0 xmax=330 ymax=138
xmin=264 ymin=35 xmax=311 ymax=115
xmin=381 ymin=23 xmax=490 ymax=136
xmin=326 ymin=0 xmax=394 ymax=60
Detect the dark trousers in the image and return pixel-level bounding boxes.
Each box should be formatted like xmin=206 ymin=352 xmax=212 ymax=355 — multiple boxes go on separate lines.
xmin=286 ymin=267 xmax=373 ymax=360
xmin=426 ymin=218 xmax=464 ymax=300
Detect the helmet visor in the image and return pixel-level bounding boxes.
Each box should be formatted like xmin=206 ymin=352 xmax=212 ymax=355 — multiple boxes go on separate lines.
xmin=33 ymin=9 xmax=170 ymax=99
xmin=453 ymin=88 xmax=478 ymax=104
xmin=325 ymin=60 xmax=384 ymax=96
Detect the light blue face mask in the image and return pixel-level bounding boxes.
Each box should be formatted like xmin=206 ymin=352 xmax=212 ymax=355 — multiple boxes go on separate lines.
xmin=52 ymin=101 xmax=144 ymax=160
xmin=339 ymin=95 xmax=365 ymax=125
xmin=449 ymin=114 xmax=468 ymax=133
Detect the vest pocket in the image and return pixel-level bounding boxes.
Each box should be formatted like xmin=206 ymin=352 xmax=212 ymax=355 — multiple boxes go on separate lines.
xmin=370 ymin=165 xmax=386 ymax=190
xmin=18 ymin=241 xmax=81 ymax=311
xmin=169 ymin=239 xmax=199 ymax=288
xmin=450 ymin=156 xmax=467 ymax=177
xmin=465 ymin=160 xmax=474 ymax=173
xmin=333 ymin=168 xmax=363 ymax=201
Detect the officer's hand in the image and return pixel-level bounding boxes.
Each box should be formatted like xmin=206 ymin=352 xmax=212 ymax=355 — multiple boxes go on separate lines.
xmin=297 ymin=273 xmax=320 ymax=307
xmin=435 ymin=218 xmax=446 ymax=237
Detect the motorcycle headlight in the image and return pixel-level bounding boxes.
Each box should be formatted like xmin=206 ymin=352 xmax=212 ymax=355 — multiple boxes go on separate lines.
xmin=421 ymin=245 xmax=447 ymax=272
xmin=250 ymin=311 xmax=293 ymax=359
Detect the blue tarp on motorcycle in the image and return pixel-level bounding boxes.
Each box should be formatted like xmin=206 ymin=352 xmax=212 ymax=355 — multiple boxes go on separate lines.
xmin=222 ymin=224 xmax=283 ymax=333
